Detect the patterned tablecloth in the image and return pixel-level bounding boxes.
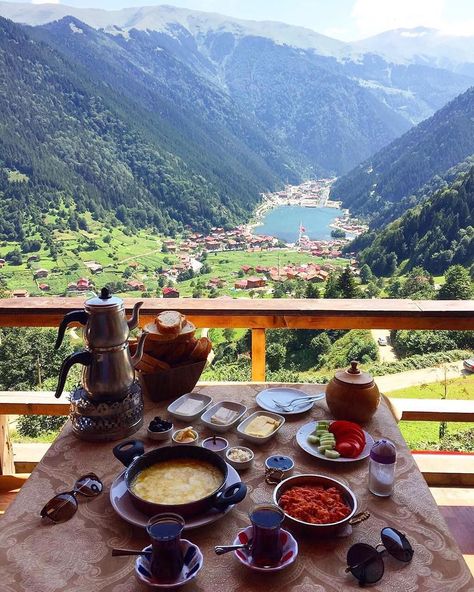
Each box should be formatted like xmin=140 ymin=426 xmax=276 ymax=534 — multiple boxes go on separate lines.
xmin=1 ymin=384 xmax=473 ymax=592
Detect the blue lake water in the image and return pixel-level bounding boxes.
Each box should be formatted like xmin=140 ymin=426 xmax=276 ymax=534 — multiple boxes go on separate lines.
xmin=254 ymin=205 xmax=341 ymax=242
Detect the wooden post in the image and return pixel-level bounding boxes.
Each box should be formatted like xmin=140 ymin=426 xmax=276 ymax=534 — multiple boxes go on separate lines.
xmin=0 ymin=415 xmax=14 ymax=475
xmin=251 ymin=328 xmax=266 ymax=382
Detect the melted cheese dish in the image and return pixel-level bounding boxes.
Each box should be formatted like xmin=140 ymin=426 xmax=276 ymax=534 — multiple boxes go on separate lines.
xmin=131 ymin=459 xmax=223 ymax=504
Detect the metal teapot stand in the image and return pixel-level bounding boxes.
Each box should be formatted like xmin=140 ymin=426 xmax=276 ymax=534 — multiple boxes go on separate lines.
xmin=69 ymin=381 xmax=144 ymax=442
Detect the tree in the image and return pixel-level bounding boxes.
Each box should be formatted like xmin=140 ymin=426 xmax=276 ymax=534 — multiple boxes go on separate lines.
xmin=438 ymin=265 xmax=473 ymax=300
xmin=331 ymin=228 xmax=346 ymax=239
xmin=305 ymin=283 xmax=321 ymax=299
xmin=324 ymin=272 xmax=341 ymax=298
xmin=266 ymin=343 xmax=286 ymax=371
xmin=5 ymin=249 xmax=22 ymax=265
xmin=310 ymin=333 xmax=331 ymax=358
xmin=400 ymin=267 xmax=436 ymax=299
xmin=223 ymin=328 xmax=236 ymax=342
xmin=359 ymin=264 xmax=373 ymax=284
xmin=337 ymin=266 xmax=360 ymax=298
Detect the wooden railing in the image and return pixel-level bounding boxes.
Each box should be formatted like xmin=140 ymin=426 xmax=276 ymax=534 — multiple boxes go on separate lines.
xmin=0 ymin=297 xmax=473 ymax=482
xmin=1 ymin=297 xmax=473 ymax=381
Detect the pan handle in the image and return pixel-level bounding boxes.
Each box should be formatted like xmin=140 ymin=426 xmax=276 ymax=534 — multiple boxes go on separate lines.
xmin=213 ymin=482 xmax=247 ymax=511
xmin=113 ymin=440 xmax=145 ymax=467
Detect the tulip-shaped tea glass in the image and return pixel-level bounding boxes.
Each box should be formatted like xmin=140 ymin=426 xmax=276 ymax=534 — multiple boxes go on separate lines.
xmin=249 ymin=504 xmax=285 ymax=567
xmin=146 ymin=513 xmax=185 ymax=583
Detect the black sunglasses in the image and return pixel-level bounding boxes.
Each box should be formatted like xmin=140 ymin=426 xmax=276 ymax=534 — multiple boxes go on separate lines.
xmin=346 ymin=527 xmax=414 ymax=586
xmin=40 ymin=473 xmax=103 ymax=523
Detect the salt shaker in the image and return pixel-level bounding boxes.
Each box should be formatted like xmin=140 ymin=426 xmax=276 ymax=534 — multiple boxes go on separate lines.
xmin=368 ymin=439 xmax=396 ymax=497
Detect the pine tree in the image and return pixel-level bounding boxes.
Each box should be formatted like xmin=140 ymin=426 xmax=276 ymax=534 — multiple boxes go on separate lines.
xmin=337 ymin=266 xmax=360 ymax=298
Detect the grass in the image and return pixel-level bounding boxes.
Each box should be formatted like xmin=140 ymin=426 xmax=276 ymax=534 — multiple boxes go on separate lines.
xmin=386 ymin=374 xmax=474 ymax=449
xmin=0 ymin=212 xmax=349 ymax=297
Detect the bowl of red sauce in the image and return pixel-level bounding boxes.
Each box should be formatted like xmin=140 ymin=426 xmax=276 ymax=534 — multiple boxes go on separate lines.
xmin=273 ymin=474 xmax=357 ymax=536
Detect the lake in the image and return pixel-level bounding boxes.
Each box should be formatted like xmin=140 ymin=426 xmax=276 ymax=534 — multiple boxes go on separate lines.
xmin=254 ymin=205 xmax=341 ymax=243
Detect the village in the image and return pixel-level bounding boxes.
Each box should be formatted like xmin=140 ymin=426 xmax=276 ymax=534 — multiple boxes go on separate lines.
xmin=0 ymin=180 xmax=367 ymax=298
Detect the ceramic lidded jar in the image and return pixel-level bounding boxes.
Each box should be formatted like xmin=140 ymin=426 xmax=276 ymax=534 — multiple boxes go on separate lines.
xmin=325 ymin=361 xmax=380 ymax=423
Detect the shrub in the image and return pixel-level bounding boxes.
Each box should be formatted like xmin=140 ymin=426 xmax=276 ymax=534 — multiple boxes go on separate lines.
xmin=17 ymin=415 xmax=67 ymax=438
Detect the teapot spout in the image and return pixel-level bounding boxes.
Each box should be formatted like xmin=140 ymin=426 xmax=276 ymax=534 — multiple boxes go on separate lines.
xmin=127 ymin=301 xmax=144 ymax=331
xmin=131 ymin=332 xmax=148 ymax=369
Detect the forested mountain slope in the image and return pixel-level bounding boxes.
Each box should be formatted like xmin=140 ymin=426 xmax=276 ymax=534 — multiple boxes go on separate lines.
xmin=348 ymin=168 xmax=474 ymax=275
xmin=331 ymin=86 xmax=474 ymax=221
xmin=0 ymin=16 xmax=296 ymax=241
xmin=2 ymin=3 xmax=474 ymax=176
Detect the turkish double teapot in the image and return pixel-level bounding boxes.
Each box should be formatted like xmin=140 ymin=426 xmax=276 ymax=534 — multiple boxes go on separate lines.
xmin=54 ymin=287 xmax=147 ymax=402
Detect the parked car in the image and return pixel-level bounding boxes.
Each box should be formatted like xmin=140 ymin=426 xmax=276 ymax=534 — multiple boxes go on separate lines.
xmin=463 ymin=358 xmax=474 ymax=373
xmin=378 ymin=337 xmax=388 ymax=346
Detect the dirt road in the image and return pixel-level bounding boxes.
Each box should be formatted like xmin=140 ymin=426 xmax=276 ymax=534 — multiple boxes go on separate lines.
xmin=377 ymin=360 xmax=467 ymax=393
xmin=371 ymin=329 xmax=397 ymax=362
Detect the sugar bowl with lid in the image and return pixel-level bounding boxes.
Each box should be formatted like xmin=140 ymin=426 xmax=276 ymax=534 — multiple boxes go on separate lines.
xmin=325 ymin=361 xmax=380 ymax=423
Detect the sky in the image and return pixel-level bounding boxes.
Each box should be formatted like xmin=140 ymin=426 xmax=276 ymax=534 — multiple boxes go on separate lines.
xmin=24 ymin=0 xmax=474 ymax=40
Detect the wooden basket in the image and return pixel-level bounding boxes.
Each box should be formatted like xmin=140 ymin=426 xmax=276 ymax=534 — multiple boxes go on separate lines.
xmin=137 ymin=360 xmax=207 ymax=402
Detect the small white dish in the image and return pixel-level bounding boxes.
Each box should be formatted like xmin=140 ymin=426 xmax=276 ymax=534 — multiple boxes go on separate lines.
xmin=147 ymin=426 xmax=173 ymax=441
xmin=200 ymin=401 xmax=247 ymax=433
xmin=226 ymin=446 xmax=254 ymax=470
xmin=172 ymin=428 xmax=198 ymax=445
xmin=232 ymin=526 xmax=298 ymax=572
xmin=256 ymin=387 xmax=324 ymax=415
xmin=168 ymin=392 xmax=213 ymax=422
xmin=135 ymin=540 xmax=203 ymax=588
xmin=236 ymin=411 xmax=285 ymax=445
xmin=201 ymin=436 xmax=229 ymax=457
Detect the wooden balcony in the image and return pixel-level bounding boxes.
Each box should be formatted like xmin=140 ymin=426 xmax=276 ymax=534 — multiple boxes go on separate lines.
xmin=0 ymin=297 xmax=473 ymax=571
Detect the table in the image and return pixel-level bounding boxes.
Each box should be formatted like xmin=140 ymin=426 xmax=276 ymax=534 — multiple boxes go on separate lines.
xmin=1 ymin=384 xmax=473 ymax=592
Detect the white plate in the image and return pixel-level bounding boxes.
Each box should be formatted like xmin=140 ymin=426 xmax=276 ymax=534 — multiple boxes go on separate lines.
xmin=296 ymin=420 xmax=374 ymax=463
xmin=200 ymin=401 xmax=247 ymax=433
xmin=167 ymin=392 xmax=212 ymax=422
xmin=236 ymin=411 xmax=285 ymax=444
xmin=256 ymin=387 xmax=324 ymax=415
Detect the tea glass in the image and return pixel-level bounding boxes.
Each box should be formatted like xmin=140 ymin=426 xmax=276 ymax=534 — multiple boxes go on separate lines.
xmin=249 ymin=504 xmax=285 ymax=567
xmin=146 ymin=513 xmax=185 ymax=583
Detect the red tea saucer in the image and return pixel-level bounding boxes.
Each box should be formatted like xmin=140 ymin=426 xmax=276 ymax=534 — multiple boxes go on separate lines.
xmin=232 ymin=526 xmax=298 ymax=572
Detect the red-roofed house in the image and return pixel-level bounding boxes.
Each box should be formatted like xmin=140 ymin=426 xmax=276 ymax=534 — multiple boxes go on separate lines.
xmin=126 ymin=280 xmax=145 ymax=291
xmin=163 ymin=287 xmax=179 ymax=298
xmin=234 ymin=280 xmax=248 ymax=289
xmin=246 ymin=277 xmax=267 ymax=289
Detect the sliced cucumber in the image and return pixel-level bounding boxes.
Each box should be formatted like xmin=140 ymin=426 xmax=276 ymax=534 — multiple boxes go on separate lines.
xmin=324 ymin=449 xmax=341 ymax=459
xmin=318 ymin=444 xmax=334 ymax=453
xmin=307 ymin=435 xmax=319 ymax=445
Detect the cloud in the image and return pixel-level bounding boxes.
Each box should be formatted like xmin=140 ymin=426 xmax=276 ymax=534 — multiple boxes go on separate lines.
xmin=352 ymin=0 xmax=445 ymax=38
xmin=32 ymin=0 xmax=60 ymax=4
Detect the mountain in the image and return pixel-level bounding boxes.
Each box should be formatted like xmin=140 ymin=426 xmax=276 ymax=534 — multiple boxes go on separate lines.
xmin=331 ymin=86 xmax=474 ymax=223
xmin=353 ymin=27 xmax=474 ymax=76
xmin=2 ymin=3 xmax=474 ymax=171
xmin=27 ymin=11 xmax=413 ymax=176
xmin=349 ymin=167 xmax=474 ymax=275
xmin=0 ymin=15 xmax=296 ymax=242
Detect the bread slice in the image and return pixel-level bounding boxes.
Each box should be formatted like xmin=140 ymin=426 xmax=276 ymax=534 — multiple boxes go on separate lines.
xmin=155 ymin=311 xmax=185 ymax=335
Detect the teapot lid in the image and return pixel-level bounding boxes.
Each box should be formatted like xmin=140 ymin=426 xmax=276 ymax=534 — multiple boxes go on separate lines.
xmin=334 ymin=361 xmax=374 ymax=387
xmin=85 ymin=287 xmax=124 ymax=310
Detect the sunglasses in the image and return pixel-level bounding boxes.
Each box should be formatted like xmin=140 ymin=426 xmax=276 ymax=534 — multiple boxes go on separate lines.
xmin=40 ymin=473 xmax=103 ymax=523
xmin=346 ymin=527 xmax=414 ymax=586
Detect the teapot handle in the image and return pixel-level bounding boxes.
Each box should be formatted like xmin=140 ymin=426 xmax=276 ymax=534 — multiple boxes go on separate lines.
xmin=55 ymin=310 xmax=89 ymax=349
xmin=54 ymin=350 xmax=92 ymax=399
